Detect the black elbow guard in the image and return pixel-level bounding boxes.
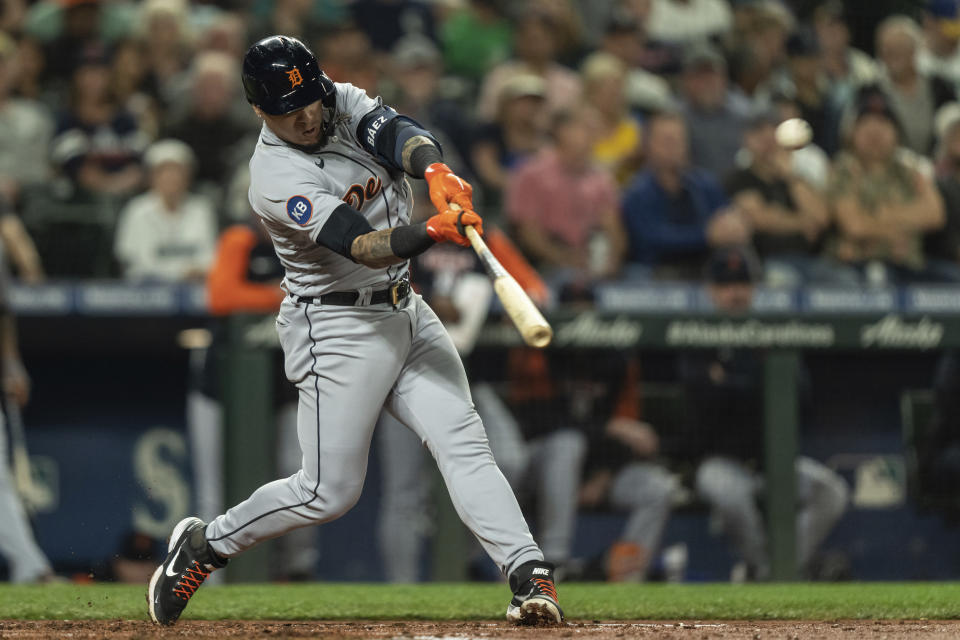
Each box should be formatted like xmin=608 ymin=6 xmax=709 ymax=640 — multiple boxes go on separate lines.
xmin=357 ymin=106 xmax=439 ymax=171
xmin=316 ymin=204 xmax=376 ymax=261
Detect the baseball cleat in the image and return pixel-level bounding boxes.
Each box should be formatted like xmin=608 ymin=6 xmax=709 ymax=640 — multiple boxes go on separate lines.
xmin=506 ymin=560 xmax=564 ymax=625
xmin=147 ymin=517 xmax=228 ymax=626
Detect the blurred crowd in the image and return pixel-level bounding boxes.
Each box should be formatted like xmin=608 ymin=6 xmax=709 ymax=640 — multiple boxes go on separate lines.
xmin=0 ymin=0 xmax=956 ymax=290
xmin=4 ymin=0 xmax=960 ymax=585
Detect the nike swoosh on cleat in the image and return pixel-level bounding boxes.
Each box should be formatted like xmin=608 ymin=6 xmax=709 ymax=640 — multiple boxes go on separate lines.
xmin=164 ymin=546 xmax=184 ymax=577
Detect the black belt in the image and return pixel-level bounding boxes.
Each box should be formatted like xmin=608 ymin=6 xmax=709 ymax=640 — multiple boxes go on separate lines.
xmin=290 ymin=278 xmax=411 ymax=308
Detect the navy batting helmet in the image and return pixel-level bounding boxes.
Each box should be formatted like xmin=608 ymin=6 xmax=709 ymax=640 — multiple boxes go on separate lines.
xmin=242 ymin=36 xmax=336 ymax=118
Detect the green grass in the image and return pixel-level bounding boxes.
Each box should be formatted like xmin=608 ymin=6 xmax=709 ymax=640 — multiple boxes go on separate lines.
xmin=0 ymin=583 xmax=959 ymax=621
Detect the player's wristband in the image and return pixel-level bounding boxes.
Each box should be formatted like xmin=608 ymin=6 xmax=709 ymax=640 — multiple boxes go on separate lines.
xmin=390 ymin=222 xmax=435 ymax=258
xmin=410 ymin=144 xmax=444 ymax=178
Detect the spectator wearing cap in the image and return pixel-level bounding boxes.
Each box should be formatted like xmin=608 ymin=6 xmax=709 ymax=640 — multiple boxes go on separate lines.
xmin=621 ymin=111 xmax=750 ymax=280
xmin=725 ymin=111 xmax=844 ymax=286
xmin=475 ymin=9 xmax=581 ymax=123
xmin=0 ymin=33 xmax=54 ymax=205
xmin=673 ymin=246 xmax=849 ymax=581
xmin=471 ymin=73 xmax=548 ymax=207
xmin=875 ymin=15 xmax=956 ymax=155
xmin=580 ymin=52 xmax=643 ymax=186
xmin=506 ymin=106 xmax=626 ymax=297
xmin=828 ymin=87 xmax=947 ymax=284
xmin=678 ymin=44 xmax=752 ymax=180
xmin=920 ymin=0 xmax=960 ymax=91
xmin=114 ymin=139 xmax=216 ymax=282
xmin=645 ymin=0 xmax=732 ymax=47
xmin=50 ymin=44 xmax=147 ymax=199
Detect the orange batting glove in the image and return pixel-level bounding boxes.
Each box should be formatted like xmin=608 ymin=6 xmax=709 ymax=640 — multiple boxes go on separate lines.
xmin=424 ymin=162 xmax=475 ymax=215
xmin=426 ymin=209 xmax=483 ymax=247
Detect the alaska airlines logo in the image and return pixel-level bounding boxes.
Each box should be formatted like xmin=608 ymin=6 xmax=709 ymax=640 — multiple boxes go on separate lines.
xmin=286 ymin=68 xmax=303 ymax=88
xmin=860 ymin=315 xmax=943 ymax=349
xmin=343 ymin=176 xmax=383 ymax=210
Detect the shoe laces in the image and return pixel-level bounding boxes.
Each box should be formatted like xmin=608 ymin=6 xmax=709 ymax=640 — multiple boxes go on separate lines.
xmin=172 ymin=561 xmax=210 ymax=601
xmin=531 ymin=577 xmax=559 ymax=602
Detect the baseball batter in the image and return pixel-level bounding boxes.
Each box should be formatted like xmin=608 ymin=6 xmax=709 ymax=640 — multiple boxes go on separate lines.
xmin=148 ymin=36 xmax=562 ymax=626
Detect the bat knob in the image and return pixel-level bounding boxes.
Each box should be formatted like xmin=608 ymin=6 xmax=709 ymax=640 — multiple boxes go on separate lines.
xmin=525 ymin=326 xmax=553 ymax=348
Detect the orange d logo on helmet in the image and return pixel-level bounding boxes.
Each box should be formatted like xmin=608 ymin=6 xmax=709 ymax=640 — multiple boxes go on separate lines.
xmin=286 ymin=68 xmax=303 ymax=88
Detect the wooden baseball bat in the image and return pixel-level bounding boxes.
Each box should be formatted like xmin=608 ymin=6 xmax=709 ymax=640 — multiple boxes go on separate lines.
xmin=458 ymin=219 xmax=553 ymax=348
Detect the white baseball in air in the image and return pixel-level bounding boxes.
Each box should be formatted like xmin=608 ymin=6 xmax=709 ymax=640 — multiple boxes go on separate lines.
xmin=775 ymin=118 xmax=813 ymax=150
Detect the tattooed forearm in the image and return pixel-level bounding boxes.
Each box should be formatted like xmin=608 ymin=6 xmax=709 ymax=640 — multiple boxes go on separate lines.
xmin=350 ymin=229 xmax=407 ymax=268
xmin=401 ymin=135 xmax=440 ymax=175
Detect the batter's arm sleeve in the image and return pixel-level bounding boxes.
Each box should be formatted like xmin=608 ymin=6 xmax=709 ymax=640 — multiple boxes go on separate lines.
xmin=207 ymin=226 xmax=285 ymax=315
xmin=357 ymin=105 xmax=440 ymax=174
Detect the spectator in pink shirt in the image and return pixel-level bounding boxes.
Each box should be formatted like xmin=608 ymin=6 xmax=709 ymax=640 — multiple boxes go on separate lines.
xmin=506 ymin=105 xmax=626 ymax=301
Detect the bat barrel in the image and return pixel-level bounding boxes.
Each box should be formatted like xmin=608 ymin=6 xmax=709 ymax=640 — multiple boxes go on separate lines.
xmin=456 ymin=210 xmax=553 ymax=349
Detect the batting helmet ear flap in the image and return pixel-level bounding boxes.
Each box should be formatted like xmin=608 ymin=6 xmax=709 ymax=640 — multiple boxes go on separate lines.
xmin=317 ymin=69 xmax=338 ymax=138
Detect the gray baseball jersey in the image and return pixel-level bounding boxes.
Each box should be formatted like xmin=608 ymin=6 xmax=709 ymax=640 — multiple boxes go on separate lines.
xmin=205 ymin=82 xmax=544 ymax=579
xmin=248 ymin=83 xmax=412 ymax=297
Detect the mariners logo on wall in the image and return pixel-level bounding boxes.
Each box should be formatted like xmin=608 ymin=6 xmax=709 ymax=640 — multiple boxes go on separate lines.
xmin=287 ymin=68 xmax=303 ymax=89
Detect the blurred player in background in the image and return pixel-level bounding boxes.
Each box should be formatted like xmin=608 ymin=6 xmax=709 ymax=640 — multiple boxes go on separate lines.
xmin=680 ymin=246 xmax=849 ymax=580
xmin=0 ymin=227 xmax=53 ymax=583
xmin=576 ymin=356 xmax=677 ymax=583
xmin=506 ymin=346 xmax=676 ymax=582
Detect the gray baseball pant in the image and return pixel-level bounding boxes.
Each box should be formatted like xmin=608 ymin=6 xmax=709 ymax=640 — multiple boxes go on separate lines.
xmin=205 ymin=294 xmax=542 ymax=576
xmin=608 ymin=462 xmax=677 ymax=555
xmin=0 ymin=412 xmax=50 ymax=582
xmin=695 ymin=455 xmax=849 ymax=574
xmin=377 ymin=381 xmax=570 ymax=582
